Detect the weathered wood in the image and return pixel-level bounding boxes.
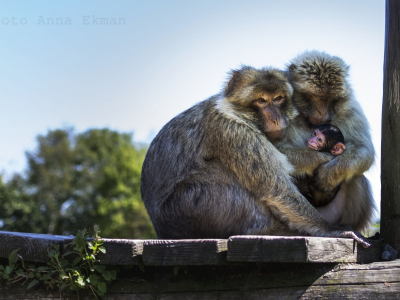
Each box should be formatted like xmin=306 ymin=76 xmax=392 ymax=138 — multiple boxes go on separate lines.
xmin=3 ymin=260 xmax=400 ymax=299
xmin=382 ymin=0 xmax=400 ymax=254
xmin=142 ymin=239 xmax=228 ymax=265
xmin=98 ymin=239 xmax=144 ymax=265
xmin=227 ymin=235 xmax=383 ymax=263
xmin=0 ymin=231 xmax=73 ymax=263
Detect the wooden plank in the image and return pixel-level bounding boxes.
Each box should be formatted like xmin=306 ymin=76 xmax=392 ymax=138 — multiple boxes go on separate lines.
xmin=227 ymin=235 xmax=383 ymax=263
xmin=0 ymin=231 xmax=73 ymax=263
xmin=382 ymin=0 xmax=400 ymax=254
xmin=2 ymin=259 xmax=400 ymax=299
xmin=97 ymin=239 xmax=144 ymax=265
xmin=142 ymin=239 xmax=228 ymax=265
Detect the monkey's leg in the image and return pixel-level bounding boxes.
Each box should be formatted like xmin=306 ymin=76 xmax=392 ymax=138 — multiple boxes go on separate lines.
xmin=155 ymin=161 xmax=274 ymax=239
xmin=316 ymin=175 xmax=376 ymax=232
xmin=338 ymin=175 xmax=376 ymax=232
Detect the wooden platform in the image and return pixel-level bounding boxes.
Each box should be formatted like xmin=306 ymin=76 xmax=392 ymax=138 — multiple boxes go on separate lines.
xmin=0 ymin=231 xmax=383 ymax=265
xmin=1 ymin=231 xmax=399 ymax=299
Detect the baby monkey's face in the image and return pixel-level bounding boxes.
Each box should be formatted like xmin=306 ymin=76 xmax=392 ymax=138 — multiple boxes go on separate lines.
xmin=308 ymin=129 xmax=325 ymax=151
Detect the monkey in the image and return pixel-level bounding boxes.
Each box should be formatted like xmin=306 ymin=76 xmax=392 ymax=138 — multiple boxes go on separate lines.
xmin=275 ymin=50 xmax=376 ymax=232
xmin=297 ymin=124 xmax=347 ymax=207
xmin=307 ymin=124 xmax=346 ymax=156
xmin=140 ymin=65 xmax=370 ymax=246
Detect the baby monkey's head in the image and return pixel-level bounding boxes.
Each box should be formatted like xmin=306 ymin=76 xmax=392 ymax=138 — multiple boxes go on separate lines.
xmin=308 ymin=124 xmax=346 ymax=156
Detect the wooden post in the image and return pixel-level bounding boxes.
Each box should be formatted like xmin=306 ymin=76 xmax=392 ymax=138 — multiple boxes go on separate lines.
xmin=381 ymin=0 xmax=400 ymax=254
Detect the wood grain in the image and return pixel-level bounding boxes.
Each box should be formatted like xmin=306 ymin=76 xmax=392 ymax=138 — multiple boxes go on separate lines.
xmin=98 ymin=239 xmax=144 ymax=265
xmin=0 ymin=231 xmax=73 ymax=263
xmin=3 ymin=260 xmax=400 ymax=299
xmin=227 ymin=235 xmax=382 ymax=263
xmin=142 ymin=239 xmax=228 ymax=265
xmin=382 ymin=0 xmax=400 ymax=254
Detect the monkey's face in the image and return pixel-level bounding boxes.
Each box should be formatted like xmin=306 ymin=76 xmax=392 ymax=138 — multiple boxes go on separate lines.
xmin=252 ymin=91 xmax=287 ymax=137
xmin=308 ymin=129 xmax=325 ymax=151
xmin=300 ymin=93 xmax=330 ymax=126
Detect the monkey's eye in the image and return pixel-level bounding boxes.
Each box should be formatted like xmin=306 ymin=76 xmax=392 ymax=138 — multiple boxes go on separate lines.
xmin=313 ymin=131 xmax=316 ymax=136
xmin=257 ymin=99 xmax=266 ymax=104
xmin=318 ymin=138 xmax=322 ymax=142
xmin=273 ymin=96 xmax=283 ymax=103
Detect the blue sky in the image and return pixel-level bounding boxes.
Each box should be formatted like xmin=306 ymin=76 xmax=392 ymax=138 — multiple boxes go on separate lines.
xmin=0 ymin=0 xmax=385 ymax=215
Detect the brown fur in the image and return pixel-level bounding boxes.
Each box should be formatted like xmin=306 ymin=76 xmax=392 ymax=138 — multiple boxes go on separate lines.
xmin=141 ymin=65 xmax=370 ymax=246
xmin=277 ymin=50 xmax=376 ymax=232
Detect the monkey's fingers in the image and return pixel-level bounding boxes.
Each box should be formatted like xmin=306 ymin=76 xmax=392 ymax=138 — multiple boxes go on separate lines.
xmin=340 ymin=231 xmax=371 ymax=248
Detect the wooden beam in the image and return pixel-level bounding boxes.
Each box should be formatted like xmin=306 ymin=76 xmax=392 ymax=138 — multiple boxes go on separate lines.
xmin=227 ymin=236 xmax=383 ymax=263
xmin=382 ymin=0 xmax=400 ymax=255
xmin=97 ymin=239 xmax=144 ymax=265
xmin=5 ymin=260 xmax=400 ymax=299
xmin=0 ymin=231 xmax=73 ymax=263
xmin=142 ymin=239 xmax=229 ymax=265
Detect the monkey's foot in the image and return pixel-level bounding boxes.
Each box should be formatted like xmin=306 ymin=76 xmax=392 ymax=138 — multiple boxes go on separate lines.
xmin=339 ymin=231 xmax=371 ymax=248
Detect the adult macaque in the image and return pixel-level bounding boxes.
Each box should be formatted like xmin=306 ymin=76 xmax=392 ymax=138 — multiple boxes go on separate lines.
xmin=298 ymin=124 xmax=346 ymax=207
xmin=141 ymin=66 xmax=370 ymax=247
xmin=277 ymin=50 xmax=376 ymax=232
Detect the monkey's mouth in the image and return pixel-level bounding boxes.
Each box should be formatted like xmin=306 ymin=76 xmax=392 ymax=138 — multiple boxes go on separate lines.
xmin=308 ymin=143 xmax=319 ymax=150
xmin=265 ymin=129 xmax=284 ymax=139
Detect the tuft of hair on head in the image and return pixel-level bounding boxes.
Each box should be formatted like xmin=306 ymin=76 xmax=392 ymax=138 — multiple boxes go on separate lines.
xmin=287 ymin=50 xmax=350 ymax=97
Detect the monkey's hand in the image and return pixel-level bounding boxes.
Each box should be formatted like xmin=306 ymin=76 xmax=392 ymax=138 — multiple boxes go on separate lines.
xmin=312 ymin=159 xmax=343 ymax=192
xmin=278 ymin=146 xmax=334 ymax=177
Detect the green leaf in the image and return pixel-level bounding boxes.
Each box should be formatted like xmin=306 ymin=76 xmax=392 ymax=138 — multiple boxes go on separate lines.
xmin=29 ymin=272 xmax=35 ymax=279
xmin=174 ymin=267 xmax=179 ymax=275
xmin=37 ymin=266 xmax=47 ymax=272
xmin=0 ymin=265 xmax=4 ymax=270
xmin=60 ymin=283 xmax=67 ymax=291
xmin=97 ymin=282 xmax=107 ymax=294
xmin=98 ymin=247 xmax=106 ymax=254
xmin=48 ymin=249 xmax=57 ymax=258
xmin=94 ymin=265 xmax=105 ymax=273
xmin=74 ymin=231 xmax=86 ymax=250
xmin=60 ymin=259 xmax=69 ymax=268
xmin=62 ymin=250 xmax=73 ymax=256
xmin=2 ymin=274 xmax=9 ymax=279
xmin=16 ymin=268 xmax=25 ymax=276
xmin=72 ymin=256 xmax=82 ymax=266
xmin=87 ymin=241 xmax=94 ymax=250
xmin=36 ymin=272 xmax=42 ymax=279
xmin=88 ymin=274 xmax=98 ymax=285
xmin=102 ymin=271 xmax=111 ymax=281
xmin=5 ymin=265 xmax=14 ymax=275
xmin=28 ymin=265 xmax=35 ymax=270
xmin=8 ymin=249 xmax=19 ymax=264
xmin=27 ymin=279 xmax=39 ymax=289
xmin=77 ymin=276 xmax=86 ymax=287
xmin=42 ymin=274 xmax=51 ymax=281
xmin=110 ymin=270 xmax=117 ymax=280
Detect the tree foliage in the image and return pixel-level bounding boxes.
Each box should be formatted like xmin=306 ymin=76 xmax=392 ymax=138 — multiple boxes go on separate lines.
xmin=0 ymin=128 xmax=155 ymax=238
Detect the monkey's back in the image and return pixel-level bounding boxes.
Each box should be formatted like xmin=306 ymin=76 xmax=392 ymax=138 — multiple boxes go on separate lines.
xmin=141 ymin=97 xmax=218 ymax=227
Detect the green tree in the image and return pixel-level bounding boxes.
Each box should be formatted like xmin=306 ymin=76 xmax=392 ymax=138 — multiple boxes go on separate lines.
xmin=1 ymin=128 xmax=155 ymax=238
xmin=0 ymin=174 xmax=45 ymax=233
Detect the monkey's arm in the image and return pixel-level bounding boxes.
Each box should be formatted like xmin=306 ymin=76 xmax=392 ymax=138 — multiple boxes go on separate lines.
xmin=276 ymin=145 xmax=333 ymax=177
xmin=215 ymin=125 xmax=370 ymax=247
xmin=312 ymin=109 xmax=375 ymax=192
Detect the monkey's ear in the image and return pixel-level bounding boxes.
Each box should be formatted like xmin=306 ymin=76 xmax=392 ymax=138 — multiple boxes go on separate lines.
xmin=288 ymin=64 xmax=297 ymax=72
xmin=330 ymin=142 xmax=346 ymax=156
xmin=224 ymin=70 xmax=241 ymax=97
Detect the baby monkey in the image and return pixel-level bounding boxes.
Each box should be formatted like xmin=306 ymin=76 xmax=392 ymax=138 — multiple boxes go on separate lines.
xmin=297 ymin=124 xmax=346 ymax=207
xmin=308 ymin=124 xmax=346 ymax=156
